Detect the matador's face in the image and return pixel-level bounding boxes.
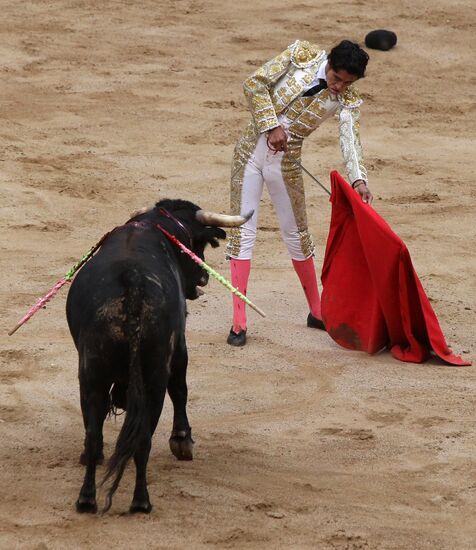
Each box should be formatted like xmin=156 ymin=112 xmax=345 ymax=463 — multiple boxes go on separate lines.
xmin=325 ymin=64 xmax=359 ymax=96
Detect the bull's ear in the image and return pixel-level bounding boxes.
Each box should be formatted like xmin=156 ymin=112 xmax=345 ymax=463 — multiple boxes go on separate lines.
xmin=201 ymin=227 xmax=226 ymax=247
xmin=128 ymin=206 xmax=152 ymax=220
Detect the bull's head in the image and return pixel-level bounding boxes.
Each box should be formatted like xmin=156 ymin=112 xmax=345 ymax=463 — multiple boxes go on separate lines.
xmin=129 ymin=200 xmax=252 ymax=300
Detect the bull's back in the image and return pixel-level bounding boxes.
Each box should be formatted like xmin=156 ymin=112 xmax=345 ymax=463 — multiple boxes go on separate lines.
xmin=66 ymin=246 xmax=186 ymax=351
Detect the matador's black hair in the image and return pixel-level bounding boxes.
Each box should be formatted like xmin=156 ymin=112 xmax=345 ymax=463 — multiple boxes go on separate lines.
xmin=328 ymin=40 xmax=369 ymax=79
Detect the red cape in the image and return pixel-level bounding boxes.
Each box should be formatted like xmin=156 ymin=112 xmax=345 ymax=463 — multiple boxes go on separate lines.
xmin=321 ymin=171 xmax=470 ymax=366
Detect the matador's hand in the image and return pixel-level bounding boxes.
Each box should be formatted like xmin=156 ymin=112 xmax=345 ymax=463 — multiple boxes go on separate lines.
xmin=353 ymin=180 xmax=373 ymax=205
xmin=266 ymin=126 xmax=288 ymax=153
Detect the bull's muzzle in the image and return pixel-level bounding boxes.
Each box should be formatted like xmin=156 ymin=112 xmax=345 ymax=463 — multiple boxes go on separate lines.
xmin=197 ymin=273 xmax=209 ymax=287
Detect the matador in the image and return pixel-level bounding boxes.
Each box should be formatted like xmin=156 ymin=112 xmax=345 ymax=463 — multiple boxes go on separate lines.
xmin=226 ymin=39 xmax=373 ymax=346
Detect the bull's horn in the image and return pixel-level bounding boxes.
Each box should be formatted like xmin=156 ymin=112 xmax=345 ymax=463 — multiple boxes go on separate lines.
xmin=195 ymin=209 xmax=254 ymax=227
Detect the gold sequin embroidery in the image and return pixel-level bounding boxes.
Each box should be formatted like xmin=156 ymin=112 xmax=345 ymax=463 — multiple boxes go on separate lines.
xmin=280 ymin=138 xmax=315 ymax=258
xmin=290 ymin=40 xmax=325 ymax=68
xmin=339 ymin=104 xmax=367 ymax=183
xmin=226 ymin=122 xmax=260 ymax=257
xmin=338 ymin=84 xmax=363 ymax=109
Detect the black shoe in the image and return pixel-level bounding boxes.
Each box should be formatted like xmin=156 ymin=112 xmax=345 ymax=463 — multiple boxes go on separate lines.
xmin=227 ymin=328 xmax=247 ymax=346
xmin=307 ymin=313 xmax=326 ymax=331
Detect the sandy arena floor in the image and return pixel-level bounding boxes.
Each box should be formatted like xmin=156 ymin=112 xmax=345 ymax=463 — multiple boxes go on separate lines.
xmin=1 ymin=1 xmax=475 ymax=548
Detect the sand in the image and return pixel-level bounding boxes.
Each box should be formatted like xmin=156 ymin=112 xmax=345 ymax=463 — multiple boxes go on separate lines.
xmin=1 ymin=0 xmax=475 ymax=548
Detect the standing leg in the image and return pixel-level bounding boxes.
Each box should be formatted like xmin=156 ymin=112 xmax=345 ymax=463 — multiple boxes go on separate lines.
xmin=264 ymin=141 xmax=324 ymax=328
xmin=76 ymin=357 xmax=110 ymax=513
xmin=129 ymin=375 xmax=167 ymax=514
xmin=130 ymin=435 xmax=153 ymax=514
xmin=167 ymin=337 xmax=194 ymax=460
xmin=292 ymin=257 xmax=325 ymax=328
xmin=227 ymin=134 xmax=267 ymax=345
xmin=229 ymin=258 xmax=251 ymax=341
xmin=79 ymin=392 xmax=106 ymax=466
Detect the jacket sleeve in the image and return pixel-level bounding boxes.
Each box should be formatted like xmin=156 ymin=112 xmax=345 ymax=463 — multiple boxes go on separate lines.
xmin=338 ymin=92 xmax=368 ymax=185
xmin=243 ymin=44 xmax=294 ymax=134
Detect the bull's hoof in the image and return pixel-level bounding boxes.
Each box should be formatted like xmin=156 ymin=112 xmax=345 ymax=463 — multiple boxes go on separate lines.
xmin=79 ymin=452 xmax=104 ymax=466
xmin=169 ymin=429 xmax=194 ymax=461
xmin=130 ymin=500 xmax=152 ymax=514
xmin=76 ymin=496 xmax=98 ymax=514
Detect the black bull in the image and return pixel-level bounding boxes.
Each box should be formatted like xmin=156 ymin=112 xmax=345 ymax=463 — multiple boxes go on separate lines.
xmin=66 ymin=199 xmax=248 ymax=514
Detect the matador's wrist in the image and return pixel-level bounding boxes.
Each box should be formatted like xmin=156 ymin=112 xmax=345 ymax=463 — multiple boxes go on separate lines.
xmin=352 ymin=180 xmax=368 ymax=189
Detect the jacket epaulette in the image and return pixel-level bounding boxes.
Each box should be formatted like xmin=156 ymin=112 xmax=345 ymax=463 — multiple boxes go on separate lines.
xmin=290 ymin=40 xmax=325 ymax=68
xmin=338 ymin=84 xmax=363 ymax=109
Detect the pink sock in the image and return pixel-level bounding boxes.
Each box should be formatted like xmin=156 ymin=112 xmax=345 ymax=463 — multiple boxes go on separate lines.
xmin=230 ymin=259 xmax=251 ymax=333
xmin=292 ymin=257 xmax=322 ymax=319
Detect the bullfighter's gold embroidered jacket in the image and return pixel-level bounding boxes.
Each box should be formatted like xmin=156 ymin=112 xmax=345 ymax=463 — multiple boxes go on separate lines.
xmin=243 ymin=39 xmax=368 ymax=184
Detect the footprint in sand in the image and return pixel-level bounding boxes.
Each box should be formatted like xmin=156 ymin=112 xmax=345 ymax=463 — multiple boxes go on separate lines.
xmin=365 ymin=410 xmax=407 ymax=426
xmin=319 ymin=427 xmax=375 ymax=441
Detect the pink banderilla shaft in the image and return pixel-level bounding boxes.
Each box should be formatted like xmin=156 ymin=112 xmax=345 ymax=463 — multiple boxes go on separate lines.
xmin=8 ymin=223 xmax=266 ymax=336
xmin=8 ymin=232 xmax=110 ymax=336
xmin=8 ymin=278 xmax=69 ymax=336
xmin=156 ymin=225 xmax=266 ymax=318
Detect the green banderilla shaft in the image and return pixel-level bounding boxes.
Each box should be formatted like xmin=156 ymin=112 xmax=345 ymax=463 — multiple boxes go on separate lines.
xmin=199 ymin=261 xmax=266 ymax=318
xmin=64 ymin=230 xmax=112 ymax=280
xmin=156 ymin=224 xmax=266 ymax=318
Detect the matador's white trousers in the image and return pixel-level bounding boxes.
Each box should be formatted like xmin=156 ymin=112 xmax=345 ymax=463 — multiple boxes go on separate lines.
xmin=232 ymin=133 xmax=311 ymax=261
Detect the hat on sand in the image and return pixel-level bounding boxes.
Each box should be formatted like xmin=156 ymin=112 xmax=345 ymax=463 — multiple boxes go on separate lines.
xmin=364 ymin=29 xmax=397 ymax=51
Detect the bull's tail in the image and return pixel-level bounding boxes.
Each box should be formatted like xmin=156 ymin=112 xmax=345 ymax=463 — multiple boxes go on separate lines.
xmin=101 ymin=268 xmax=147 ymax=512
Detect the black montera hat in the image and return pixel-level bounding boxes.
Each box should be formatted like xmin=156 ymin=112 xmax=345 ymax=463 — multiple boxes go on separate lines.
xmin=365 ymin=30 xmax=397 ymax=51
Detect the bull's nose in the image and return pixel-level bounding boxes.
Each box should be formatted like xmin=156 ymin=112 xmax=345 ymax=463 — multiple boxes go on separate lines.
xmin=198 ymin=274 xmax=209 ymax=287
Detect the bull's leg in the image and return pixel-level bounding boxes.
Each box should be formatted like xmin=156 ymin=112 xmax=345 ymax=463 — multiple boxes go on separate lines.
xmin=76 ymin=368 xmax=110 ymax=514
xmin=79 ymin=391 xmax=105 ymax=466
xmin=167 ymin=338 xmax=194 ymax=460
xmin=129 ymin=435 xmax=153 ymax=514
xmin=130 ymin=383 xmax=166 ymax=514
